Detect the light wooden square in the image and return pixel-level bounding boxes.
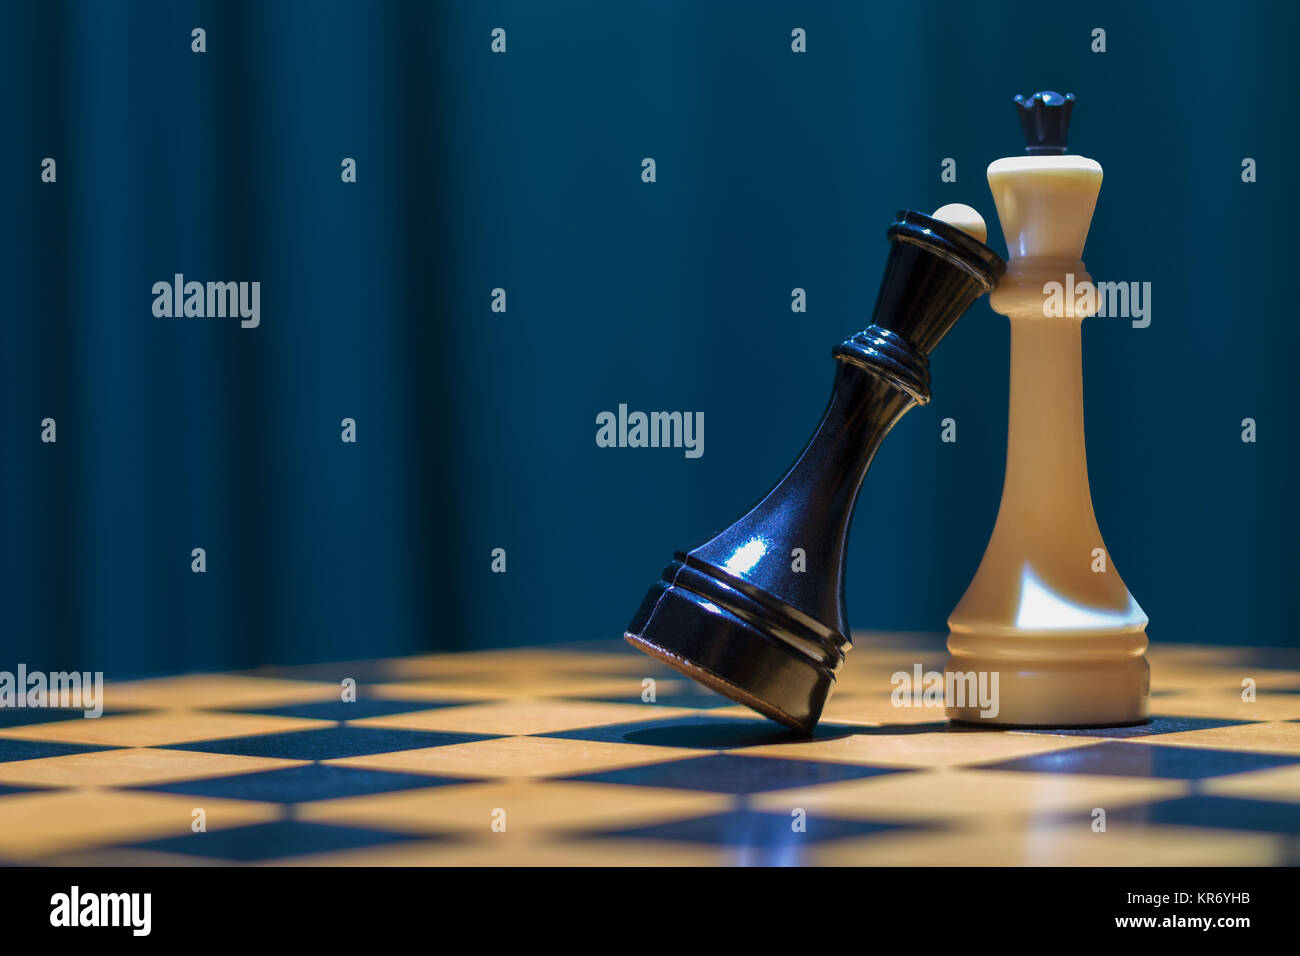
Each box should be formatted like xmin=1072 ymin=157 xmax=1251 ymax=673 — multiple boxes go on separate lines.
xmin=0 ymin=748 xmax=305 ymax=788
xmin=348 ymin=699 xmax=699 ymax=735
xmin=296 ymin=779 xmax=729 ymax=841
xmin=104 ymin=675 xmax=338 ymax=710
xmin=325 ymin=734 xmax=706 ymax=779
xmin=1132 ymin=721 xmax=1300 ymax=755
xmin=1201 ymin=764 xmax=1300 ymax=802
xmin=1151 ymin=691 xmax=1300 ymax=722
xmin=368 ymin=675 xmax=648 ymax=703
xmin=387 ymin=649 xmax=661 ymax=679
xmin=749 ymin=767 xmax=1187 ymax=823
xmin=730 ymin=729 xmax=1099 ymax=769
xmin=267 ymin=837 xmax=725 ymax=867
xmin=0 ymin=790 xmax=280 ymax=860
xmin=0 ymin=710 xmax=333 ymax=747
xmin=806 ymin=821 xmax=1287 ymax=866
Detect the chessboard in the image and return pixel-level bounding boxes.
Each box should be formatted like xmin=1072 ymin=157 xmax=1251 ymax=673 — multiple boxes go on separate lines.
xmin=1 ymin=634 xmax=1297 ymax=866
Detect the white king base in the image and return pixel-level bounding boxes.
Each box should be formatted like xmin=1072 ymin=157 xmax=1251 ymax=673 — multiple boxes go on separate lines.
xmin=946 ymin=151 xmax=1150 ymax=727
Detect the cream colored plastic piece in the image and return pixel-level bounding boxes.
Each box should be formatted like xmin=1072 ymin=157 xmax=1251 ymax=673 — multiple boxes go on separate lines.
xmin=930 ymin=203 xmax=987 ymax=244
xmin=945 ymin=153 xmax=1150 ymax=727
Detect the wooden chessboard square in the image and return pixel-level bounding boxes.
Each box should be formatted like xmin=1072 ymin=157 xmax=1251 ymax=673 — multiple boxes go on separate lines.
xmin=0 ymin=707 xmax=140 ymax=729
xmin=347 ymin=699 xmax=702 ymax=736
xmin=729 ymin=727 xmax=1101 ymax=769
xmin=261 ymin=836 xmax=726 ymax=867
xmin=0 ymin=709 xmax=334 ymax=747
xmin=1128 ymin=720 xmax=1300 ymax=755
xmin=241 ymin=659 xmax=409 ymax=683
xmin=1202 ymin=764 xmax=1300 ymax=803
xmin=119 ymin=819 xmax=428 ymax=863
xmin=816 ymin=695 xmax=954 ymax=726
xmin=324 ymin=735 xmax=709 ymax=779
xmin=621 ymin=681 xmax=737 ymax=710
xmin=1150 ymin=690 xmax=1300 ymax=721
xmin=32 ymin=846 xmax=240 ymax=867
xmin=542 ymin=714 xmax=798 ymax=751
xmin=135 ymin=763 xmax=475 ymax=804
xmin=218 ymin=696 xmax=466 ymax=722
xmin=295 ymin=780 xmax=732 ymax=839
xmin=367 ymin=675 xmax=648 ymax=703
xmin=1148 ymin=668 xmax=1248 ymax=693
xmin=804 ymin=821 xmax=1290 ymax=867
xmin=585 ymin=809 xmax=914 ymax=855
xmin=386 ymin=648 xmax=666 ymax=679
xmin=560 ymin=753 xmax=904 ymax=794
xmin=1148 ymin=666 xmax=1300 ymax=694
xmin=103 ymin=675 xmax=339 ymax=710
xmin=0 ymin=789 xmax=280 ymax=861
xmin=978 ymin=740 xmax=1300 ymax=779
xmin=1146 ymin=644 xmax=1243 ymax=665
xmin=165 ymin=725 xmax=494 ymax=760
xmin=1095 ymin=795 xmax=1300 ymax=835
xmin=0 ymin=748 xmax=305 ymax=789
xmin=1244 ymin=671 xmax=1300 ymax=691
xmin=1017 ymin=715 xmax=1253 ymax=740
xmin=0 ymin=739 xmax=116 ymax=763
xmin=751 ymin=767 xmax=1185 ymax=824
xmin=836 ymin=669 xmax=953 ymax=694
xmin=709 ymin=697 xmax=949 ymax=726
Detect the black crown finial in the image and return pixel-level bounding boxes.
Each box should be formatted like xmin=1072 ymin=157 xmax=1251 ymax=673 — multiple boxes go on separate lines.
xmin=1014 ymin=91 xmax=1074 ymax=155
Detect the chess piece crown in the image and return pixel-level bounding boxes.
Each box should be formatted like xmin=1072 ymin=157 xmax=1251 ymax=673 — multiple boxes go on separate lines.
xmin=1014 ymin=90 xmax=1074 ymax=155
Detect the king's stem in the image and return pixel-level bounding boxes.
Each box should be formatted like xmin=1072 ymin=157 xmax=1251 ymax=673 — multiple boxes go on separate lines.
xmin=1002 ymin=317 xmax=1096 ymax=521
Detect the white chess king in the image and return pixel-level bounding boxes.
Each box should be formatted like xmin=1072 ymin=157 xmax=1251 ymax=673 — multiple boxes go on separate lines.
xmin=946 ymin=92 xmax=1150 ymax=726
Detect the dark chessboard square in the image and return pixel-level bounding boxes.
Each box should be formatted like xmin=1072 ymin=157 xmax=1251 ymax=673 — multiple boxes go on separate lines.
xmin=221 ymin=698 xmax=461 ymax=722
xmin=137 ymin=763 xmax=474 ymax=804
xmin=564 ymin=754 xmax=901 ymax=794
xmin=546 ymin=715 xmax=866 ymax=750
xmin=594 ymin=809 xmax=909 ymax=850
xmin=123 ymin=821 xmax=424 ymax=862
xmin=0 ymin=739 xmax=116 ymax=763
xmin=981 ymin=741 xmax=1300 ymax=780
xmin=167 ymin=725 xmax=491 ymax=760
xmin=1023 ymin=715 xmax=1253 ymax=739
xmin=0 ymin=783 xmax=44 ymax=796
xmin=1105 ymin=796 xmax=1300 ymax=835
xmin=0 ymin=707 xmax=139 ymax=729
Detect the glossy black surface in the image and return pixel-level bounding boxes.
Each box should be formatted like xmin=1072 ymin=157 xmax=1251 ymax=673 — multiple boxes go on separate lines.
xmin=1014 ymin=90 xmax=1075 ymax=155
xmin=625 ymin=212 xmax=1005 ymax=733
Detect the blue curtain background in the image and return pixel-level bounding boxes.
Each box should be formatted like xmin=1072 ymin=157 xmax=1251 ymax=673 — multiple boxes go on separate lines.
xmin=6 ymin=0 xmax=1297 ymax=677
